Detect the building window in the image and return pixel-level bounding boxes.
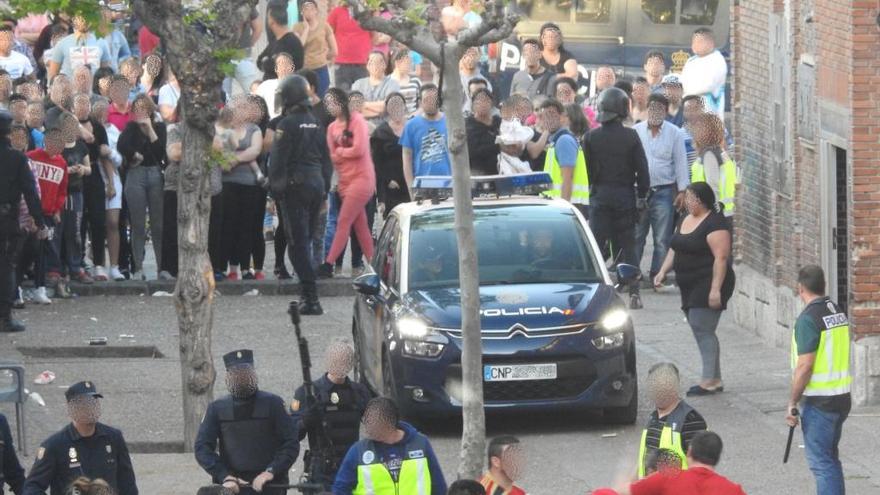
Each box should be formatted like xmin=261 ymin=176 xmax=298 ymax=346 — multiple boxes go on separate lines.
xmin=680 ymin=0 xmax=719 ymax=25
xmin=517 ymin=0 xmax=611 ymax=24
xmin=576 ymin=0 xmax=611 ymax=23
xmin=641 ymin=0 xmax=676 ymax=24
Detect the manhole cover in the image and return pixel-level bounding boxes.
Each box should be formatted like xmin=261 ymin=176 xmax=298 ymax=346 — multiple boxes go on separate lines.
xmin=16 ymin=346 xmax=165 ymax=359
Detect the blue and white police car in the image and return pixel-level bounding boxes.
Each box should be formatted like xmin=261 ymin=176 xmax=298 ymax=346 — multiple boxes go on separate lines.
xmin=351 ymin=174 xmax=640 ymax=423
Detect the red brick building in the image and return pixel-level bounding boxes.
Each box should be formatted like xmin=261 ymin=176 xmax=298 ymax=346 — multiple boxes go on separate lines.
xmin=730 ymin=1 xmax=879 ymax=404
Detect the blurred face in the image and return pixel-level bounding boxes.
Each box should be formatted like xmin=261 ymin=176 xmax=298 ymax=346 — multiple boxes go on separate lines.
xmin=10 ymin=129 xmax=28 ymax=151
xmin=684 ymin=189 xmax=703 ymax=215
xmin=50 ymin=78 xmax=72 ymax=106
xmin=26 ymin=103 xmax=44 ymax=128
xmin=109 ymin=80 xmax=130 ymax=106
xmin=97 ymin=75 xmax=112 ymax=96
xmin=523 ymin=42 xmax=541 ymax=67
xmin=275 ymin=55 xmax=295 ymax=78
xmin=461 ymin=48 xmax=479 ymax=71
xmin=663 ymin=85 xmax=683 ymax=106
xmin=647 ymin=101 xmax=666 ymax=127
xmin=420 ymin=89 xmax=439 ymax=116
xmin=91 ymin=102 xmax=108 ymax=124
xmin=500 ymin=444 xmax=526 ymax=482
xmin=67 ymin=396 xmax=101 ymax=424
xmin=73 ymin=95 xmax=91 ymax=121
xmin=120 ymin=61 xmax=141 ymax=86
xmin=362 ymin=407 xmax=395 ymax=441
xmin=348 ymin=94 xmax=364 ymax=113
xmin=60 ymin=116 xmax=79 ymax=143
xmin=10 ymin=101 xmax=27 ymax=123
xmin=367 ymin=53 xmax=386 ymax=78
xmin=555 ymin=84 xmax=575 ymax=104
xmin=540 ymin=27 xmax=561 ymax=51
xmin=143 ymin=54 xmax=163 ymax=79
xmin=394 ymin=53 xmax=411 ymax=75
xmin=302 ymin=2 xmax=318 ymax=21
xmin=644 ymin=57 xmax=665 ymax=79
xmin=596 ymin=68 xmax=616 ymax=90
xmin=472 ymin=92 xmax=492 ymax=117
xmin=72 ymin=16 xmax=89 ymax=33
xmin=385 ymin=96 xmax=406 ymax=122
xmin=19 ymin=82 xmax=42 ymax=102
xmin=539 ymin=106 xmax=561 ymax=132
xmin=44 ymin=131 xmax=64 ymax=155
xmin=0 ymin=75 xmax=11 ymax=99
xmin=632 ymin=83 xmax=649 ymax=107
xmin=131 ymin=99 xmax=151 ymax=121
xmin=683 ymin=99 xmax=704 ymax=124
xmin=0 ymin=31 xmax=13 ymax=53
xmin=73 ymin=67 xmax=92 ymax=93
xmin=323 ymin=92 xmax=343 ymax=117
xmin=692 ymin=34 xmax=714 ymax=57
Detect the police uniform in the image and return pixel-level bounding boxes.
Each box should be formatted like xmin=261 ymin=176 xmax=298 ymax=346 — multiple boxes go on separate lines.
xmin=267 ymin=75 xmax=333 ymax=315
xmin=22 ymin=382 xmax=138 ymax=495
xmin=290 ymin=374 xmax=370 ymax=489
xmin=1 ymin=413 xmax=26 ymax=495
xmin=0 ymin=110 xmax=43 ymax=333
xmin=194 ymin=350 xmax=299 ymax=495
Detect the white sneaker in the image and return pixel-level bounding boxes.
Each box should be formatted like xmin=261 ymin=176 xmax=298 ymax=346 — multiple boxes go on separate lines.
xmin=131 ymin=270 xmax=145 ymax=281
xmin=109 ymin=266 xmax=126 ymax=281
xmin=33 ymin=287 xmax=52 ymax=305
xmin=158 ymin=270 xmax=175 ymax=281
xmin=92 ymin=265 xmax=109 ymax=281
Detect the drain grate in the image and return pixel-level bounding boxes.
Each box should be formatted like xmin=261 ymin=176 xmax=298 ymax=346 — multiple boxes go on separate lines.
xmin=16 ymin=346 xmax=165 ymax=359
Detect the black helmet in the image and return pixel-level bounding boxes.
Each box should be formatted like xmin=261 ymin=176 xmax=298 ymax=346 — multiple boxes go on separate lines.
xmin=0 ymin=110 xmax=12 ymax=137
xmin=276 ymin=75 xmax=311 ymax=114
xmin=596 ymin=87 xmax=630 ymax=123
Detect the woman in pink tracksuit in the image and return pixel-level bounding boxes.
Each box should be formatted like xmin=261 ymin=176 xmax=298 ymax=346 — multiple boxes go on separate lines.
xmin=318 ymin=88 xmax=376 ymax=277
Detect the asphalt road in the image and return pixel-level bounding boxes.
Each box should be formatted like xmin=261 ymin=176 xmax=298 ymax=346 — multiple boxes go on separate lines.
xmin=2 ymin=292 xmax=879 ymax=494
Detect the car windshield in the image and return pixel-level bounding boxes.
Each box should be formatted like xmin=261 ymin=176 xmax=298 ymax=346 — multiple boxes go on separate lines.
xmin=408 ymin=205 xmax=603 ymax=290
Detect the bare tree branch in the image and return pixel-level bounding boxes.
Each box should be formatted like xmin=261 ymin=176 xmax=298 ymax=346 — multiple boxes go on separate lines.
xmin=352 ymin=9 xmax=441 ymax=62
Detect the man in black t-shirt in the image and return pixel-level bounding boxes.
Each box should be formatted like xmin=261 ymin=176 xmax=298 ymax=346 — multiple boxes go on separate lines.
xmin=258 ymin=4 xmax=305 ymax=81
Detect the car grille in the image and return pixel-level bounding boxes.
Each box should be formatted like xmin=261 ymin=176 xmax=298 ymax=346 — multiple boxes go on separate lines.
xmin=445 ymin=356 xmax=597 ymax=402
xmin=439 ymin=322 xmax=590 ymax=339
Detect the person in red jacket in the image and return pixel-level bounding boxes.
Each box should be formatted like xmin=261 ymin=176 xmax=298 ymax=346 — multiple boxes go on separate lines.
xmin=26 ymin=127 xmax=67 ymax=305
xmin=480 ymin=436 xmax=528 ymax=495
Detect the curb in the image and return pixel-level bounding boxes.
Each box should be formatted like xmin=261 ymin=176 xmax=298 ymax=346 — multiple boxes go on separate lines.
xmin=49 ymin=279 xmax=356 ymax=298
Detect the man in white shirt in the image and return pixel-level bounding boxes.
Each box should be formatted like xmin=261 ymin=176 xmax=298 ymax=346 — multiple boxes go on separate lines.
xmin=256 ymin=52 xmax=297 ymax=119
xmin=0 ymin=25 xmax=34 ymax=81
xmin=680 ymin=28 xmax=728 ymax=121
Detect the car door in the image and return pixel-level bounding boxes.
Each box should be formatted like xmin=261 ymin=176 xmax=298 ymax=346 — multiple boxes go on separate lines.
xmin=357 ymin=215 xmax=398 ymax=388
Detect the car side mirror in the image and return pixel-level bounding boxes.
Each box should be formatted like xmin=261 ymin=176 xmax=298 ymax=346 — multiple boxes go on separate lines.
xmin=353 ymin=273 xmax=381 ymax=296
xmin=615 ymin=263 xmax=642 ymax=285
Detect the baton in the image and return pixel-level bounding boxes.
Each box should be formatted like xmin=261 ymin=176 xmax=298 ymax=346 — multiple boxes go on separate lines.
xmin=783 ymin=407 xmax=799 ymax=463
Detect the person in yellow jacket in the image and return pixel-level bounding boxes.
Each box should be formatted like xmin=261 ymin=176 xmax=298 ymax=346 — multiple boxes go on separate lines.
xmin=786 ymin=265 xmax=852 ymax=495
xmin=637 ymin=362 xmax=707 ymax=478
xmin=332 ymin=398 xmax=447 ymax=495
xmin=538 ymin=98 xmax=589 ymax=219
xmin=690 ymin=112 xmax=736 ymax=219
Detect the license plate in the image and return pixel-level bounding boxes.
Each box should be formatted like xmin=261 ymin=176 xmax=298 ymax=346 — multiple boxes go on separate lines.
xmin=483 ymin=363 xmax=557 ymax=382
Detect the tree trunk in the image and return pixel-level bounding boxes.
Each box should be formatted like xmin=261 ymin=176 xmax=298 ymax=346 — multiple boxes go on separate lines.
xmin=175 ymin=117 xmax=218 ymax=450
xmin=441 ymin=49 xmax=486 ymax=480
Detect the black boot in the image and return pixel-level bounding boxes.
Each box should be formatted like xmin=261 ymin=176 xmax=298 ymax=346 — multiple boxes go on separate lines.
xmin=298 ymin=284 xmax=324 ymax=315
xmin=0 ymin=316 xmax=26 ymax=333
xmin=629 ymin=293 xmax=643 ymax=310
xmin=316 ymin=262 xmax=334 ymax=279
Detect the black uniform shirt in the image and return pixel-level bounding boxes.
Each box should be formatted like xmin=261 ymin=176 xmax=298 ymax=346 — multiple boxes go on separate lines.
xmin=583 ymin=120 xmax=651 ymax=203
xmin=267 ymin=108 xmax=332 ymax=196
xmin=1 ymin=413 xmax=25 ymax=495
xmin=0 ymin=141 xmax=43 ymax=230
xmin=290 ymin=374 xmax=370 ymax=444
xmin=22 ymin=423 xmax=138 ymax=495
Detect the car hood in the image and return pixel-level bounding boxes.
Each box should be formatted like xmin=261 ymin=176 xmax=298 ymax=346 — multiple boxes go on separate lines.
xmin=402 ymin=283 xmax=620 ymax=331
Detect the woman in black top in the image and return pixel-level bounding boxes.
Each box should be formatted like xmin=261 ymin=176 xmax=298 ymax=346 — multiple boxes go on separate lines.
xmin=539 ymin=22 xmax=579 ymax=80
xmin=370 ymin=92 xmax=410 ymax=218
xmin=118 ymin=94 xmax=166 ymax=280
xmin=654 ymin=182 xmax=735 ymax=396
xmin=74 ymin=94 xmax=111 ymax=281
xmin=465 ymin=88 xmax=501 ymax=176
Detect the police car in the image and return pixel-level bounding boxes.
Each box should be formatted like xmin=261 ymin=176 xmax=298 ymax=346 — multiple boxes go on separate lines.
xmin=351 ymin=174 xmax=640 ymax=423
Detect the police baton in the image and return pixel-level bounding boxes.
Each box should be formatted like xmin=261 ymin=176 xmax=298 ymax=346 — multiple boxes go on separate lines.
xmin=783 ymin=407 xmax=799 ymax=464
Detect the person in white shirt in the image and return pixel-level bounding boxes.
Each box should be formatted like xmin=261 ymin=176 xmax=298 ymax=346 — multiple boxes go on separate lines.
xmin=158 ymin=70 xmax=181 ymax=123
xmin=680 ymin=28 xmax=728 ymax=121
xmin=256 ymin=52 xmax=297 ymax=119
xmin=0 ymin=25 xmax=34 ymax=81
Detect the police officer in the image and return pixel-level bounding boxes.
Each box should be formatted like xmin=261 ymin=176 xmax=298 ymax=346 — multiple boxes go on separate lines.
xmin=290 ymin=341 xmax=369 ymax=491
xmin=22 ymin=381 xmax=138 ymax=494
xmin=1 ymin=412 xmax=26 ymax=494
xmin=195 ymin=350 xmax=299 ymax=494
xmin=583 ymin=87 xmax=650 ymax=309
xmin=0 ymin=109 xmax=44 ymax=333
xmin=268 ymin=75 xmax=332 ymax=316
xmin=787 ymin=265 xmax=852 ymax=495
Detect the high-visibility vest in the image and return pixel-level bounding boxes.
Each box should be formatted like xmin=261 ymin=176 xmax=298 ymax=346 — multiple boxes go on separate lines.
xmin=791 ymin=298 xmax=853 ymax=397
xmin=543 ymin=131 xmax=590 ymax=205
xmin=352 ymin=435 xmax=432 ymax=495
xmin=637 ymin=401 xmax=694 ymax=478
xmin=691 ymin=149 xmax=737 ymax=216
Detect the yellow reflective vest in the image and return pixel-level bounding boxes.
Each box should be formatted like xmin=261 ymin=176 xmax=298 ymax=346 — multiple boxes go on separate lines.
xmin=691 ymin=149 xmax=737 ymax=216
xmin=791 ymin=298 xmax=853 ymax=397
xmin=543 ymin=131 xmax=590 ymax=205
xmin=352 ymin=436 xmax=432 ymax=495
xmin=637 ymin=402 xmax=695 ymax=478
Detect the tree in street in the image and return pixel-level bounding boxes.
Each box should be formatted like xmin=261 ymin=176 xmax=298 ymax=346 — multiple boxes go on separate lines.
xmin=350 ymin=0 xmax=520 ymax=478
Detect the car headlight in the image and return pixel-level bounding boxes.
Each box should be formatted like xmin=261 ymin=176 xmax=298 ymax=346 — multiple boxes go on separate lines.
xmin=592 ymin=332 xmax=625 ymax=350
xmin=600 ymin=309 xmax=629 ymax=331
xmin=397 ymin=317 xmax=430 ymax=339
xmin=403 ymin=340 xmax=445 ymax=357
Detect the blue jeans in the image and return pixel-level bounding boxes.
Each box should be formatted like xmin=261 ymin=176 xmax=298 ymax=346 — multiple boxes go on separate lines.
xmin=315 ymin=66 xmax=330 ymax=98
xmin=802 ymin=401 xmax=849 ymax=495
xmin=635 ymin=185 xmax=675 ymax=276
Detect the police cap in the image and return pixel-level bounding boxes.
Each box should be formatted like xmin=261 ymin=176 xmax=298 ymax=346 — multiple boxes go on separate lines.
xmin=596 ymin=87 xmax=630 ymax=123
xmin=223 ymin=349 xmax=255 ymax=369
xmin=65 ymin=381 xmax=104 ymax=402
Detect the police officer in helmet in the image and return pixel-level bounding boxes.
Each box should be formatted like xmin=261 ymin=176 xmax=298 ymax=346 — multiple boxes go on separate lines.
xmin=195 ymin=350 xmax=299 ymax=494
xmin=290 ymin=340 xmax=370 ymax=491
xmin=583 ymin=87 xmax=650 ymax=309
xmin=0 ymin=109 xmax=44 ymax=333
xmin=268 ymin=75 xmax=333 ymax=316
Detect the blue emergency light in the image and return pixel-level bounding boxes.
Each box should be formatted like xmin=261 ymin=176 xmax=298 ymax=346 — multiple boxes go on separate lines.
xmin=412 ymin=173 xmax=552 ymax=203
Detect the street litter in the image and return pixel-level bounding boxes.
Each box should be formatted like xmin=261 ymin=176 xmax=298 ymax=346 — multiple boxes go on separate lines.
xmin=119 ymin=334 xmax=135 ymax=339
xmin=152 ymin=291 xmax=174 ymax=297
xmin=244 ymin=289 xmax=260 ymax=296
xmin=34 ymin=371 xmax=56 ymax=385
xmin=89 ymin=317 xmax=98 ymax=322
xmin=601 ymin=433 xmax=618 ymax=438
xmin=24 ymin=388 xmax=46 ymax=407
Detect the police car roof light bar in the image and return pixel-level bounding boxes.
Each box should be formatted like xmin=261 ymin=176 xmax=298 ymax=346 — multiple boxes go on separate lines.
xmin=412 ymin=173 xmax=552 ymax=203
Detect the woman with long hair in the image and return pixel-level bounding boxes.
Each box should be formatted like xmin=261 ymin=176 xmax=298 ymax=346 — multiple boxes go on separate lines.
xmin=691 ymin=111 xmax=734 ymax=219
xmin=539 ymin=22 xmax=579 ymax=80
xmin=370 ymin=92 xmax=410 ymax=217
xmin=654 ymin=182 xmax=735 ymax=396
xmin=318 ymin=88 xmax=376 ymax=277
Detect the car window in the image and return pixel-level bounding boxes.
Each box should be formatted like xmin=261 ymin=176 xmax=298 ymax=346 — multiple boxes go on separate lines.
xmin=680 ymin=0 xmax=719 ymax=25
xmin=408 ymin=205 xmax=602 ymax=290
xmin=641 ymin=0 xmax=676 ymax=24
xmin=517 ymin=0 xmax=611 ymax=24
xmin=373 ymin=216 xmax=397 ymax=281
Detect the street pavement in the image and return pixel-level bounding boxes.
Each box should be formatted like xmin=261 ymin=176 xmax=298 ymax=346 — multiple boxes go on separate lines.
xmin=2 ymin=289 xmax=879 ymax=494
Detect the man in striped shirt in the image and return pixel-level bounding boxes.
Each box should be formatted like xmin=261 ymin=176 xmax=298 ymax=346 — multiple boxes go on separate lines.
xmin=479 ymin=436 xmax=527 ymax=495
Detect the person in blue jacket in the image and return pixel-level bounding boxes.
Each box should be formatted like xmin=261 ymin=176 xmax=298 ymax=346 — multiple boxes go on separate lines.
xmin=332 ymin=398 xmax=446 ymax=495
